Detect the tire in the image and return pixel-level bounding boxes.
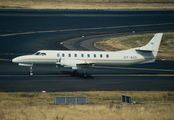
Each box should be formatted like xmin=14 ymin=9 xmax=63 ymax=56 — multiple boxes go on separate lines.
xmin=83 ymin=73 xmax=87 ymax=78
xmin=73 ymin=70 xmax=78 ymax=75
xmin=29 ymin=72 xmax=33 ymax=77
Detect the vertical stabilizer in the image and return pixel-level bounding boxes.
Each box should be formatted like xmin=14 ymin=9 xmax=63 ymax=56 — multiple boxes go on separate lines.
xmin=137 ymin=33 xmax=163 ymax=52
xmin=135 ymin=33 xmax=163 ymax=64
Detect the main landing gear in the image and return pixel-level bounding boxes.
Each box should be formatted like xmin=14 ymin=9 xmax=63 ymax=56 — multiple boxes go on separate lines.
xmin=83 ymin=69 xmax=87 ymax=78
xmin=73 ymin=70 xmax=78 ymax=75
xmin=73 ymin=69 xmax=87 ymax=78
xmin=29 ymin=66 xmax=33 ymax=77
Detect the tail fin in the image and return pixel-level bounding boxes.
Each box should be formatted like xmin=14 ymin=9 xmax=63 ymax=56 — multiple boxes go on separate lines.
xmin=136 ymin=33 xmax=163 ymax=57
xmin=136 ymin=33 xmax=163 ymax=52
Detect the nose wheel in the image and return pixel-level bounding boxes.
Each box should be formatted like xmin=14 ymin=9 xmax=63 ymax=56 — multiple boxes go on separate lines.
xmin=29 ymin=72 xmax=33 ymax=77
xmin=29 ymin=66 xmax=33 ymax=77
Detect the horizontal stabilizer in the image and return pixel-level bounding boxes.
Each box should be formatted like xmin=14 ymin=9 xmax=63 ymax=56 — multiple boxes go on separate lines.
xmin=135 ymin=49 xmax=154 ymax=52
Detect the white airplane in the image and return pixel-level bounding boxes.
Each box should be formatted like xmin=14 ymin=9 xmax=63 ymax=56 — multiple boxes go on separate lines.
xmin=12 ymin=33 xmax=163 ymax=77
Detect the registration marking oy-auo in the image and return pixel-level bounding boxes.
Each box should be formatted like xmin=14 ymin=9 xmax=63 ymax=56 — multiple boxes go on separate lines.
xmin=0 ymin=22 xmax=174 ymax=37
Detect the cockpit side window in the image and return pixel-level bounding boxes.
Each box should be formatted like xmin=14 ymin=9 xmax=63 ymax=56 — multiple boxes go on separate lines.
xmin=41 ymin=53 xmax=46 ymax=56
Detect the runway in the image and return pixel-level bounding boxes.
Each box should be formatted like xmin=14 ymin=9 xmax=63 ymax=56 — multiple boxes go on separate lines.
xmin=0 ymin=10 xmax=174 ymax=91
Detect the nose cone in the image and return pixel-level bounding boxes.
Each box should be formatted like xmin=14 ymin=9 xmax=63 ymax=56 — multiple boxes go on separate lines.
xmin=12 ymin=57 xmax=18 ymax=63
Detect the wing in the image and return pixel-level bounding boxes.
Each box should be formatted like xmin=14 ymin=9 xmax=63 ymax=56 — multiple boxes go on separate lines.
xmin=56 ymin=60 xmax=94 ymax=69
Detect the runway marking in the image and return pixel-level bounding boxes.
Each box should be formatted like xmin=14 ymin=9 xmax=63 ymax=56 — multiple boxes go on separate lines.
xmin=0 ymin=74 xmax=71 ymax=77
xmin=92 ymin=66 xmax=174 ymax=72
xmin=0 ymin=22 xmax=174 ymax=37
xmin=0 ymin=74 xmax=174 ymax=77
xmin=59 ymin=29 xmax=80 ymax=32
xmin=92 ymin=74 xmax=174 ymax=77
xmin=0 ymin=58 xmax=11 ymax=61
xmin=0 ymin=53 xmax=32 ymax=56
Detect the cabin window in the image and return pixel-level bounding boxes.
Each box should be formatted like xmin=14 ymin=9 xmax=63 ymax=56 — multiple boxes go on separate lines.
xmin=74 ymin=54 xmax=77 ymax=57
xmin=57 ymin=53 xmax=60 ymax=57
xmin=68 ymin=54 xmax=71 ymax=57
xmin=62 ymin=53 xmax=65 ymax=57
xmin=100 ymin=54 xmax=103 ymax=58
xmin=94 ymin=54 xmax=96 ymax=58
xmin=87 ymin=54 xmax=90 ymax=57
xmin=81 ymin=54 xmax=84 ymax=57
xmin=106 ymin=54 xmax=109 ymax=58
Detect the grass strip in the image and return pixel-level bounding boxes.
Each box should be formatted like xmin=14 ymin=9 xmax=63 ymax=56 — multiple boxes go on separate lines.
xmin=0 ymin=0 xmax=174 ymax=10
xmin=0 ymin=91 xmax=174 ymax=120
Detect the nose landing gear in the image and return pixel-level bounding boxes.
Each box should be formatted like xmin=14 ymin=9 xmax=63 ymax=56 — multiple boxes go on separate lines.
xmin=29 ymin=66 xmax=33 ymax=77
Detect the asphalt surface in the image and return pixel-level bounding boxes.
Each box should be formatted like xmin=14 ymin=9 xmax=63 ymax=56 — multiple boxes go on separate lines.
xmin=0 ymin=10 xmax=174 ymax=91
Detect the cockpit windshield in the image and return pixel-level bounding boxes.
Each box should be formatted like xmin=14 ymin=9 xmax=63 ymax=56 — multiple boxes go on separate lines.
xmin=34 ymin=52 xmax=41 ymax=55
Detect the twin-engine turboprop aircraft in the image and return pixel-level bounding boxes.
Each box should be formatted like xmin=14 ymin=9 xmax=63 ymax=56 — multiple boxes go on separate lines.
xmin=12 ymin=33 xmax=163 ymax=77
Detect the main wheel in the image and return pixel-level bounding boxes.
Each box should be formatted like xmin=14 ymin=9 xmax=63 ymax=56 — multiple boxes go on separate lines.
xmin=83 ymin=73 xmax=87 ymax=78
xmin=73 ymin=70 xmax=78 ymax=75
